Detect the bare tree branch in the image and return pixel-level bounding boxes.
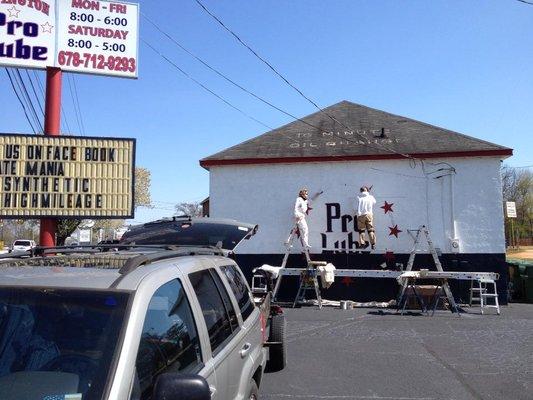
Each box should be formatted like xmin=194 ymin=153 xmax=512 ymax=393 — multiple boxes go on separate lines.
xmin=175 ymin=202 xmax=203 ymax=217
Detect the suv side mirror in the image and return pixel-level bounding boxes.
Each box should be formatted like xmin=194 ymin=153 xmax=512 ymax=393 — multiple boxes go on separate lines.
xmin=153 ymin=373 xmax=210 ymax=400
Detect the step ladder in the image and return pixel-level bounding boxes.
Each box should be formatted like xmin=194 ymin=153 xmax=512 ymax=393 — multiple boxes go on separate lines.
xmin=293 ymin=260 xmax=326 ymax=309
xmin=469 ymin=279 xmax=500 ymax=315
xmin=272 ymin=224 xmax=324 ymax=308
xmin=397 ymin=226 xmax=460 ymax=314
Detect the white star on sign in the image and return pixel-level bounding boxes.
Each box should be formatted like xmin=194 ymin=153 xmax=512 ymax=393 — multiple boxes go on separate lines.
xmin=41 ymin=22 xmax=54 ymax=33
xmin=8 ymin=6 xmax=21 ymax=17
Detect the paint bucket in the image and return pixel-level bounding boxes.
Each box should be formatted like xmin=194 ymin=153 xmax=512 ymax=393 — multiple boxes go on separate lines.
xmin=340 ymin=300 xmax=353 ymax=310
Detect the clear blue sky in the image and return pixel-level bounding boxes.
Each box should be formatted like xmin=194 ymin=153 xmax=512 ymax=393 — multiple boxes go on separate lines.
xmin=1 ymin=0 xmax=532 ymax=224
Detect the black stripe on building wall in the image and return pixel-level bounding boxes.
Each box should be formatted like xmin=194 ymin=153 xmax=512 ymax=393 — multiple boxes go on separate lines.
xmin=233 ymin=253 xmax=508 ymax=305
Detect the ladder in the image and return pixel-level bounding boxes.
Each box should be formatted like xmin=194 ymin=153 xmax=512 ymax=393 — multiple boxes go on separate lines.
xmin=293 ymin=260 xmax=325 ymax=309
xmin=397 ymin=226 xmax=460 ymax=314
xmin=469 ymin=279 xmax=500 ymax=315
xmin=272 ymin=224 xmax=324 ymax=308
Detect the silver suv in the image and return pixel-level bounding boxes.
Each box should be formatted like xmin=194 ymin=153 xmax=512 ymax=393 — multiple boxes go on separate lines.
xmin=0 ymin=218 xmax=286 ymax=400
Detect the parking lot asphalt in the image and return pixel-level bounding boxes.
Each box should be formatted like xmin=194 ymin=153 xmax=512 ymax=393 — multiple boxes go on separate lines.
xmin=261 ymin=304 xmax=533 ymax=400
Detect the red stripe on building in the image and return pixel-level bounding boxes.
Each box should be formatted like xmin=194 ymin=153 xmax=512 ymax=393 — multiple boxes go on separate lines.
xmin=200 ymin=149 xmax=513 ymax=169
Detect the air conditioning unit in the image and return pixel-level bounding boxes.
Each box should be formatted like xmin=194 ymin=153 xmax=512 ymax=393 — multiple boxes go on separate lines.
xmin=450 ymin=238 xmax=461 ymax=253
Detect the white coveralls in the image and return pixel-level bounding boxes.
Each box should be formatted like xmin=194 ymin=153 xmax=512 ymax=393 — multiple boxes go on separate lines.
xmin=293 ymin=196 xmax=310 ymax=248
xmin=355 ymin=191 xmax=377 ymax=246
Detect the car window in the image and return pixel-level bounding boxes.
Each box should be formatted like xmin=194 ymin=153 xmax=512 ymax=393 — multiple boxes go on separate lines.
xmin=14 ymin=240 xmax=31 ymax=246
xmin=135 ymin=279 xmax=202 ymax=400
xmin=209 ymin=269 xmax=239 ymax=331
xmin=221 ymin=264 xmax=255 ymax=321
xmin=189 ymin=270 xmax=235 ymax=354
xmin=0 ymin=288 xmax=129 ymax=400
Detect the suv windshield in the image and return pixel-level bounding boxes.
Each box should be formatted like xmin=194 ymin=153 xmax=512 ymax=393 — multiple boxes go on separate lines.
xmin=0 ymin=287 xmax=129 ymax=400
xmin=13 ymin=241 xmax=31 ymax=246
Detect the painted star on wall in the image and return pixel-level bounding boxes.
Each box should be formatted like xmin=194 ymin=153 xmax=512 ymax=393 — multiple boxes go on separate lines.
xmin=388 ymin=225 xmax=402 ymax=238
xmin=341 ymin=277 xmax=352 ymax=287
xmin=384 ymin=251 xmax=395 ymax=262
xmin=381 ymin=201 xmax=394 ymax=214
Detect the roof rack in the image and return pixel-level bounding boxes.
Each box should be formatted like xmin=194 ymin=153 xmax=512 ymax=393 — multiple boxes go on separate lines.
xmin=118 ymin=246 xmax=224 ymax=274
xmin=0 ymin=245 xmax=226 ymax=277
xmin=0 ymin=254 xmax=134 ymax=269
xmin=0 ymin=244 xmax=184 ymax=260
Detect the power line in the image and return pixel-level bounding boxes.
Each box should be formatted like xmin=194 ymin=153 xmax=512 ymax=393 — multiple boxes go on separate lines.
xmin=33 ymin=70 xmax=74 ymax=134
xmin=190 ymin=2 xmax=351 ymax=131
xmin=192 ymin=0 xmax=419 ymax=162
xmin=66 ymin=74 xmax=84 ymax=134
xmin=25 ymin=70 xmax=45 ymax=118
xmin=5 ymin=69 xmax=37 ymax=133
xmin=142 ymin=14 xmax=422 ymax=163
xmin=16 ymin=69 xmax=43 ymax=132
xmin=14 ymin=69 xmax=43 ymax=132
xmin=192 ymin=1 xmax=459 ymax=175
xmin=142 ymin=39 xmax=273 ymax=130
xmin=141 ymin=34 xmax=387 ymax=160
xmin=193 ymin=0 xmax=327 ymax=116
xmin=71 ymin=75 xmax=86 ymax=135
xmin=142 ymin=13 xmax=303 ymax=123
xmin=146 ymin=4 xmax=454 ymax=174
xmin=516 ymin=0 xmax=533 ymax=5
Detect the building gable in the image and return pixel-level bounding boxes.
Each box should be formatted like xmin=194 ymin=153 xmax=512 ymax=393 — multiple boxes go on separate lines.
xmin=201 ymin=101 xmax=512 ymax=168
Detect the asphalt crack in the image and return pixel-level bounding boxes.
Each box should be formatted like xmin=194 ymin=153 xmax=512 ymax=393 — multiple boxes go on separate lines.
xmin=422 ymin=343 xmax=484 ymax=400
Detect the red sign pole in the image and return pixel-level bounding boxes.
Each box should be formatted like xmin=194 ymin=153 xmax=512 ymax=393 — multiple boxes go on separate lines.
xmin=39 ymin=67 xmax=62 ymax=247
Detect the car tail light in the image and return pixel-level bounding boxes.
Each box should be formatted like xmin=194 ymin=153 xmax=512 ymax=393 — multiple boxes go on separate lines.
xmin=271 ymin=305 xmax=283 ymax=315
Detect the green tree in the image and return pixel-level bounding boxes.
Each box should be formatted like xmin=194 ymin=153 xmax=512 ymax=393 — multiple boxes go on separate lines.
xmin=0 ymin=220 xmax=39 ymax=248
xmin=57 ymin=219 xmax=82 ymax=246
xmin=501 ymin=165 xmax=532 ymax=246
xmin=54 ymin=167 xmax=152 ymax=245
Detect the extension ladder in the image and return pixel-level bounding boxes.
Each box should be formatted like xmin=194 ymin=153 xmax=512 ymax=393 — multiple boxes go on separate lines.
xmin=272 ymin=223 xmax=324 ymax=308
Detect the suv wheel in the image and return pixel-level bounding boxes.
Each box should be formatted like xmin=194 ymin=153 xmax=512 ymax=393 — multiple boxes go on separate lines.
xmin=248 ymin=379 xmax=259 ymax=400
xmin=266 ymin=314 xmax=286 ymax=372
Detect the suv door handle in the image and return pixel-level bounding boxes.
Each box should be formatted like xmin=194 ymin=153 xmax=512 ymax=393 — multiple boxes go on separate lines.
xmin=240 ymin=342 xmax=252 ymax=358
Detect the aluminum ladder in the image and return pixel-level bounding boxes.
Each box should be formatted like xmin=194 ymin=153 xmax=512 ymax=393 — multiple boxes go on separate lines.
xmin=397 ymin=226 xmax=460 ymax=314
xmin=272 ymin=224 xmax=324 ymax=308
xmin=469 ymin=279 xmax=500 ymax=315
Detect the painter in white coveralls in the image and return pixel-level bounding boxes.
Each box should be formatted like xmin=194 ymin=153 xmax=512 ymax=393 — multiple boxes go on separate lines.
xmin=355 ymin=186 xmax=377 ymax=250
xmin=293 ymin=188 xmax=311 ymax=248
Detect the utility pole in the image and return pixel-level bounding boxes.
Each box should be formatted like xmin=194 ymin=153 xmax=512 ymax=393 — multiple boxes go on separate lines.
xmin=39 ymin=67 xmax=62 ymax=247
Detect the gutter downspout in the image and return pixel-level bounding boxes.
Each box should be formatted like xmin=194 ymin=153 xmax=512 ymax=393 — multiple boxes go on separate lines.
xmin=450 ymin=173 xmax=456 ymax=240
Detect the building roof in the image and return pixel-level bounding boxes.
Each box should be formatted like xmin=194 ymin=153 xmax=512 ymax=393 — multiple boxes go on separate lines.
xmin=200 ymin=101 xmax=512 ymax=169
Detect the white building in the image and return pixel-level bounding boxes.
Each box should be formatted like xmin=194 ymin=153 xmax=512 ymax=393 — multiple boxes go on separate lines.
xmin=201 ymin=101 xmax=512 ymax=302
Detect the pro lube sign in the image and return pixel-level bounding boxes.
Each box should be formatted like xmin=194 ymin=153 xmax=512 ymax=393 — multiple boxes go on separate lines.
xmin=0 ymin=0 xmax=56 ymax=68
xmin=0 ymin=0 xmax=138 ymax=78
